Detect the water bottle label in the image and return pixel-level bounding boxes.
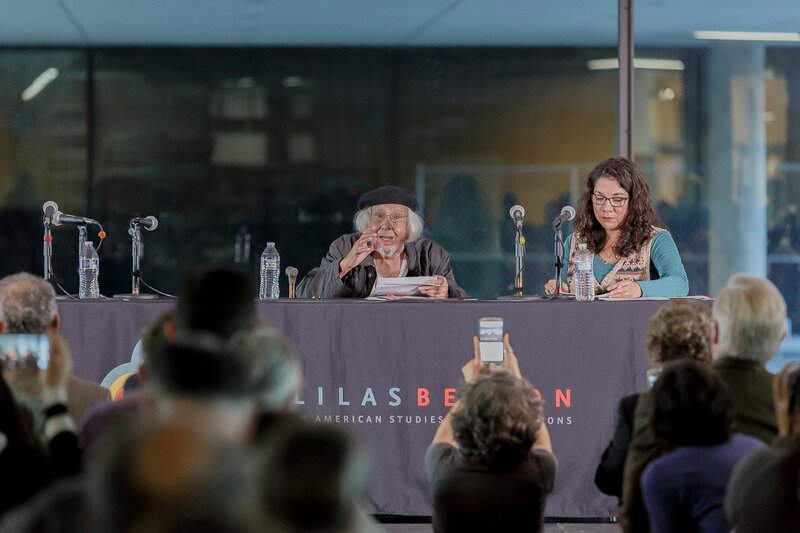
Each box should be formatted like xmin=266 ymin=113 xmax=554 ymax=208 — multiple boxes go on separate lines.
xmin=262 ymin=259 xmax=279 ymax=269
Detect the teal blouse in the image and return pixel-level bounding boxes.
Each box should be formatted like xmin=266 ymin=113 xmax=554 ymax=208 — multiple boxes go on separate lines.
xmin=561 ymin=231 xmax=689 ymax=297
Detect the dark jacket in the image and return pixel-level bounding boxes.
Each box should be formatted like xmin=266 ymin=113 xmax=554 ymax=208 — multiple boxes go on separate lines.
xmin=595 ymin=393 xmax=640 ymax=498
xmin=712 ymin=356 xmax=777 ymax=444
xmin=297 ymin=233 xmax=468 ymax=299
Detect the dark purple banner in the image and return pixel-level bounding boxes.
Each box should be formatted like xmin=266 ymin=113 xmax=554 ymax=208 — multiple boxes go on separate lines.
xmin=57 ymin=298 xmax=671 ymax=518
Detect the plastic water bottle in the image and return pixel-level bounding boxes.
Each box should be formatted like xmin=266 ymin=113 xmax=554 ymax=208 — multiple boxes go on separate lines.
xmin=574 ymin=243 xmax=595 ymax=302
xmin=259 ymin=242 xmax=280 ymax=300
xmin=78 ymin=241 xmax=100 ymax=299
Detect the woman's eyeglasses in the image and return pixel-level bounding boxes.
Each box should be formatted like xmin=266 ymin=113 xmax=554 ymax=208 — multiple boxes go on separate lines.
xmin=592 ymin=193 xmax=628 ymax=208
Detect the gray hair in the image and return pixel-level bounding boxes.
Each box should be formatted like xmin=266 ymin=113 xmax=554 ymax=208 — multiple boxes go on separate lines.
xmin=228 ymin=328 xmax=303 ymax=411
xmin=353 ymin=206 xmax=425 ymax=242
xmin=0 ymin=273 xmax=58 ymax=333
xmin=713 ymin=274 xmax=787 ymax=362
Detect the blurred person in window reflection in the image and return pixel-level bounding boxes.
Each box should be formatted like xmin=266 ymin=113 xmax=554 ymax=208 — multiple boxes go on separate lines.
xmin=426 ymin=334 xmax=556 ymax=533
xmin=725 ymin=363 xmax=800 ymax=533
xmin=297 ymin=185 xmax=467 ymax=299
xmin=544 ymin=157 xmax=688 ymax=298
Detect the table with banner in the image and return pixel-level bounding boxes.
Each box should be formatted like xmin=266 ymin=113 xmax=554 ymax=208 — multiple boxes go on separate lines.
xmin=57 ymin=297 xmax=673 ymax=519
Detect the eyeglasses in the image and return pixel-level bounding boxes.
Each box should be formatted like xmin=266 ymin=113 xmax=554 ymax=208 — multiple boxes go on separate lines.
xmin=370 ymin=211 xmax=408 ymax=225
xmin=592 ymin=193 xmax=628 ymax=208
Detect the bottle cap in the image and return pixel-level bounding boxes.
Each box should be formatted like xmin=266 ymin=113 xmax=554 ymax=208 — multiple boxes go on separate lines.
xmin=267 ymin=242 xmax=275 ymax=246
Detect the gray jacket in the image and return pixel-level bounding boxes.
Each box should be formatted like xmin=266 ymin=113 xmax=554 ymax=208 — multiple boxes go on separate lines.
xmin=297 ymin=233 xmax=468 ymax=299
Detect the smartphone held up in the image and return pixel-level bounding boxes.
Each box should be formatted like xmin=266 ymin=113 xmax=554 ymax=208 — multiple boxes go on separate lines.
xmin=478 ymin=316 xmax=504 ymax=363
xmin=0 ymin=334 xmax=50 ymax=370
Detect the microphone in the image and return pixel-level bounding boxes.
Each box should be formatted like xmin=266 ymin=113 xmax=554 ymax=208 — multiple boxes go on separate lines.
xmin=131 ymin=216 xmax=158 ymax=231
xmin=552 ymin=205 xmax=576 ymax=228
xmin=286 ymin=266 xmax=299 ymax=299
xmin=509 ymin=205 xmax=526 ymax=229
xmin=51 ymin=210 xmax=97 ymax=226
xmin=42 ymin=201 xmax=58 ymax=219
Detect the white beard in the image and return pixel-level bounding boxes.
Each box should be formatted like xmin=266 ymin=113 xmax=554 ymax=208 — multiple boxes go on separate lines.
xmin=376 ymin=244 xmax=400 ymax=258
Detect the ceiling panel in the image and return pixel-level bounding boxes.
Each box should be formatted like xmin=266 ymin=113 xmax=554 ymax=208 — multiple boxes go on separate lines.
xmin=2 ymin=0 xmax=800 ymax=47
xmin=3 ymin=0 xmax=87 ymax=45
xmin=56 ymin=0 xmax=459 ymax=46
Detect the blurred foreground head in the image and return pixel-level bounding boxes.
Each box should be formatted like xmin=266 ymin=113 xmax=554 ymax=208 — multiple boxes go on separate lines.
xmin=651 ymin=360 xmax=733 ymax=447
xmin=144 ymin=340 xmax=257 ymax=441
xmin=174 ymin=269 xmax=258 ymax=342
xmin=229 ymin=327 xmax=303 ymax=412
xmin=256 ymin=422 xmax=370 ymax=533
xmin=713 ymin=274 xmax=786 ymax=363
xmin=89 ymin=422 xmax=250 ymax=533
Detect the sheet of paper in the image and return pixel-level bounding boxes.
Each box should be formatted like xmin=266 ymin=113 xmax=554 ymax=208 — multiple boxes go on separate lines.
xmin=597 ymin=294 xmax=669 ymax=301
xmin=370 ymin=276 xmax=436 ymax=297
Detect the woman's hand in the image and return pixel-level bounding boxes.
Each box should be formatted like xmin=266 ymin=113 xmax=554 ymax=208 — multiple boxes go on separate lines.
xmin=462 ymin=337 xmax=490 ymax=384
xmin=544 ymin=279 xmax=569 ymax=296
xmin=339 ymin=228 xmax=379 ymax=277
xmin=463 ymin=334 xmax=523 ymax=383
xmin=605 ymin=280 xmax=643 ymax=299
xmin=418 ymin=276 xmax=449 ymax=299
xmin=41 ymin=334 xmax=73 ymax=390
xmin=500 ymin=333 xmax=523 ymax=379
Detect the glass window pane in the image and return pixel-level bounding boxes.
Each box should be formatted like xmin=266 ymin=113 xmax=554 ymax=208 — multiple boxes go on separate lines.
xmin=0 ymin=50 xmax=87 ymax=288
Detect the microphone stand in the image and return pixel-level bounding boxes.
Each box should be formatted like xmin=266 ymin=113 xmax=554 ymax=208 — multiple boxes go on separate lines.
xmin=114 ymin=222 xmax=157 ymax=300
xmin=549 ymin=222 xmax=569 ymax=299
xmin=43 ymin=217 xmax=53 ymax=281
xmin=514 ymin=227 xmax=525 ymax=297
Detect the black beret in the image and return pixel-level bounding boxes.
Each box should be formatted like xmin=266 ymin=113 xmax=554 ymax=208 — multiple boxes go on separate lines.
xmin=357 ymin=186 xmax=418 ymax=211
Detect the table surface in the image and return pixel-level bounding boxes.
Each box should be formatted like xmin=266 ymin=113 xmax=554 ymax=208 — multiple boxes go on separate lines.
xmin=57 ymin=297 xmax=674 ymax=518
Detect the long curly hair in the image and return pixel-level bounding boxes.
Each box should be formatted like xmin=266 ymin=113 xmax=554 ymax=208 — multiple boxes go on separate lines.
xmin=451 ymin=372 xmax=543 ymax=467
xmin=574 ymin=157 xmax=658 ymax=257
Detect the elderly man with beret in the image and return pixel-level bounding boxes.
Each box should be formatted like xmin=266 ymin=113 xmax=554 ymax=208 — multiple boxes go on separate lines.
xmin=297 ymin=185 xmax=467 ymax=299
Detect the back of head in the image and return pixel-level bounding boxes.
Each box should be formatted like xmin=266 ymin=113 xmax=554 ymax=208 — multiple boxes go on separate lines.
xmin=228 ymin=328 xmax=303 ymax=411
xmin=646 ymin=300 xmax=712 ymax=364
xmin=145 ymin=341 xmax=252 ymax=403
xmin=140 ymin=310 xmax=174 ymax=366
xmin=258 ymin=422 xmax=369 ymax=532
xmin=451 ymin=372 xmax=542 ymax=466
xmin=174 ymin=269 xmax=257 ymax=341
xmin=0 ymin=272 xmax=57 ymax=333
xmin=89 ymin=422 xmax=248 ymax=533
xmin=713 ymin=274 xmax=787 ymax=362
xmin=651 ymin=360 xmax=733 ymax=447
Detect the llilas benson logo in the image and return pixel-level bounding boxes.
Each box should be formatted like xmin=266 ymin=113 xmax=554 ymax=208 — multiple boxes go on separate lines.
xmin=295 ymin=384 xmax=574 ymax=426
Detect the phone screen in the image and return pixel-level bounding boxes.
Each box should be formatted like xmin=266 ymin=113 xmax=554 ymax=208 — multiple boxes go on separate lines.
xmin=0 ymin=334 xmax=50 ymax=370
xmin=646 ymin=367 xmax=661 ymax=388
xmin=478 ymin=317 xmax=504 ymax=363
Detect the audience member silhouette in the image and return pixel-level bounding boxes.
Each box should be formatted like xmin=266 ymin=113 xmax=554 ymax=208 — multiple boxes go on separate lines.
xmin=641 ymin=360 xmax=764 ymax=533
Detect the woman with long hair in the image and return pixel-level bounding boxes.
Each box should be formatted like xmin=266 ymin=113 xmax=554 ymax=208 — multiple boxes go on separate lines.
xmin=545 ymin=157 xmax=688 ymax=298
